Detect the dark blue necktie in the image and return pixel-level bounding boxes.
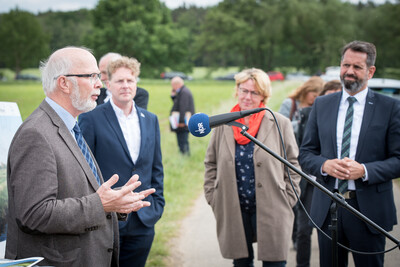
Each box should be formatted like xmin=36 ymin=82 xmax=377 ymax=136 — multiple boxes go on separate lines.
xmin=338 ymin=96 xmax=356 ymax=193
xmin=73 ymin=123 xmax=101 ymax=185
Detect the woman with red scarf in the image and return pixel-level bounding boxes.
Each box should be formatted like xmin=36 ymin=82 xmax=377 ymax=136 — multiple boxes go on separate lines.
xmin=204 ymin=68 xmax=301 ymax=267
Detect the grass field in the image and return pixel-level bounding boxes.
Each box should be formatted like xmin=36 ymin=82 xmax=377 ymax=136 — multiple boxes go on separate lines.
xmin=0 ymin=78 xmax=300 ymax=266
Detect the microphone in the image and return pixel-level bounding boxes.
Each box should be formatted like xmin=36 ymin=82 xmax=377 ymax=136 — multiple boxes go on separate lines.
xmin=188 ymin=107 xmax=265 ymax=137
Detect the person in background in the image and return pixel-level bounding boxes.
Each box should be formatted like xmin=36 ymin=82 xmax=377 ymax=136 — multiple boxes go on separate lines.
xmin=97 ymin=52 xmax=149 ymax=110
xmin=79 ymin=56 xmax=164 ymax=267
xmin=319 ymin=79 xmax=342 ymax=96
xmin=278 ymin=76 xmax=324 ymax=256
xmin=299 ymin=40 xmax=400 ymax=267
xmin=169 ymin=76 xmax=195 ymax=155
xmin=279 ymin=76 xmax=324 ymax=142
xmin=204 ymin=68 xmax=301 ymax=267
xmin=294 ymin=79 xmax=340 ymax=267
xmin=5 ymin=47 xmax=154 ymax=266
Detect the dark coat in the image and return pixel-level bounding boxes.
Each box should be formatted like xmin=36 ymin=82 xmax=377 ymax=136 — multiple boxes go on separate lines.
xmin=79 ymin=102 xmax=165 ymax=231
xmin=170 ymin=85 xmax=195 ymax=131
xmin=299 ymin=89 xmax=400 ymax=233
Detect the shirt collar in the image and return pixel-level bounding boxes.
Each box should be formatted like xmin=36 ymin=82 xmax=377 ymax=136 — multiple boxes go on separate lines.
xmin=45 ymin=97 xmax=77 ymax=132
xmin=341 ymin=87 xmax=368 ymax=106
xmin=110 ymin=97 xmax=137 ymax=118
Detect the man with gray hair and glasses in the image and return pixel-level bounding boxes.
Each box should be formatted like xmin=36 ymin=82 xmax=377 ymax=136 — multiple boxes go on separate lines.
xmin=5 ymin=46 xmax=155 ymax=266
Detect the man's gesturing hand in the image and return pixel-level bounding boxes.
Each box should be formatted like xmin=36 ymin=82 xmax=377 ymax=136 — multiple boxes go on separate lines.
xmin=97 ymin=174 xmax=156 ymax=213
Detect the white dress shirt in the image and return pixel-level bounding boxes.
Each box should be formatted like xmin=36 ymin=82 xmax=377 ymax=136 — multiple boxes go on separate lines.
xmin=104 ymin=89 xmax=112 ymax=103
xmin=110 ymin=98 xmax=141 ymax=164
xmin=335 ymin=88 xmax=369 ymax=190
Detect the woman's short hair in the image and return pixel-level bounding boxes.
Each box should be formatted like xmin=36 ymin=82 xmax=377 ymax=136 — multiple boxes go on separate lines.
xmin=234 ymin=68 xmax=272 ymax=104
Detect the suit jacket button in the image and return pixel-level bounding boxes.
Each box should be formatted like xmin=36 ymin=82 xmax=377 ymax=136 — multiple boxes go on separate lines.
xmin=257 ymin=182 xmax=262 ymax=188
xmin=132 ymin=168 xmax=136 ymax=172
xmin=106 ymin=214 xmax=112 ymax=219
xmin=256 ymin=162 xmax=261 ymax=167
xmin=107 ymin=248 xmax=113 ymax=252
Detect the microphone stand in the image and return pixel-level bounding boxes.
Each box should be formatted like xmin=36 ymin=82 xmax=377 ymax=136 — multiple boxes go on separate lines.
xmin=227 ymin=121 xmax=400 ymax=267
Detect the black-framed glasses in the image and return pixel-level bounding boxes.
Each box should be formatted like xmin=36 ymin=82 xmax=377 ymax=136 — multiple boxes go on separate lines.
xmin=55 ymin=73 xmax=101 ymax=84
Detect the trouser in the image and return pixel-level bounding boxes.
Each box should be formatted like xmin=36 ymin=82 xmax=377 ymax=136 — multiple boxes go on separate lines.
xmin=176 ymin=130 xmax=190 ymax=155
xmin=119 ymin=213 xmax=155 ymax=267
xmin=318 ymin=198 xmax=385 ymax=267
xmin=296 ymin=184 xmax=314 ymax=267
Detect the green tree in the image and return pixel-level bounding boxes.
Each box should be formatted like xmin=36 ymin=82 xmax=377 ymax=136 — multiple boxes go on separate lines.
xmin=194 ymin=0 xmax=292 ymax=70
xmin=195 ymin=0 xmax=378 ymax=74
xmin=37 ymin=9 xmax=93 ymax=52
xmin=172 ymin=6 xmax=207 ymax=65
xmin=86 ymin=0 xmax=191 ymax=77
xmin=281 ymin=0 xmax=355 ymax=73
xmin=355 ymin=2 xmax=400 ymax=77
xmin=0 ymin=9 xmax=49 ymax=75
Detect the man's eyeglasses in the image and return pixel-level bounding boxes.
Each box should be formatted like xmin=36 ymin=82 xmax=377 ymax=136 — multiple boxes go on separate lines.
xmin=238 ymin=87 xmax=261 ymax=97
xmin=55 ymin=73 xmax=101 ymax=84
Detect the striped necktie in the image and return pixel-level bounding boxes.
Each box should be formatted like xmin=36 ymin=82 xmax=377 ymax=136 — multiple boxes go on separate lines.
xmin=338 ymin=96 xmax=356 ymax=194
xmin=73 ymin=123 xmax=101 ymax=185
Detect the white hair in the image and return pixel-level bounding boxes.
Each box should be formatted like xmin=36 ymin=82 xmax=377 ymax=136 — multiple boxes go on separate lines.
xmin=40 ymin=46 xmax=93 ymax=95
xmin=99 ymin=52 xmax=122 ymax=64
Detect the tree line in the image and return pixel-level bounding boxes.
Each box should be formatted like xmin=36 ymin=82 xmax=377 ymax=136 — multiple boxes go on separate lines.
xmin=0 ymin=0 xmax=399 ymax=78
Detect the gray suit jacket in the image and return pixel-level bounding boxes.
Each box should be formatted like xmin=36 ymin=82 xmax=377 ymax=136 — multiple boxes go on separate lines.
xmin=6 ymin=100 xmax=119 ymax=267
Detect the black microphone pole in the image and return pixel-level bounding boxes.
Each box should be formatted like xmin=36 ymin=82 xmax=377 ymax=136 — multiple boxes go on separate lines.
xmin=227 ymin=121 xmax=400 ymax=267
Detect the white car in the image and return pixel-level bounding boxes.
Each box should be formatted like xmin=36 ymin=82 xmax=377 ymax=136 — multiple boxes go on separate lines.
xmin=368 ymin=78 xmax=400 ymax=100
xmin=320 ymin=66 xmax=341 ymax=81
xmin=285 ymin=72 xmax=311 ymax=81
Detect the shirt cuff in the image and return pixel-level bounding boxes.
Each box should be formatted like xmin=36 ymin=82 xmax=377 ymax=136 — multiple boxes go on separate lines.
xmin=320 ymin=165 xmax=328 ymax=176
xmin=361 ymin=164 xmax=368 ymax=181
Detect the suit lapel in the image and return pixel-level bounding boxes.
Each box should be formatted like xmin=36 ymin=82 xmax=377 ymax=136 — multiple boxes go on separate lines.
xmin=136 ymin=107 xmax=147 ymax=163
xmin=40 ymin=101 xmax=100 ymax=190
xmin=223 ymin=125 xmax=236 ymax=161
xmin=356 ymin=89 xmax=376 ymax=159
xmin=254 ymin=114 xmax=274 ymax=155
xmin=103 ymin=102 xmax=133 ymax=164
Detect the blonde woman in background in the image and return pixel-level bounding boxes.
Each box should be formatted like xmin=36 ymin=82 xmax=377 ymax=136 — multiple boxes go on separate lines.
xmin=278 ymin=76 xmax=324 ymax=142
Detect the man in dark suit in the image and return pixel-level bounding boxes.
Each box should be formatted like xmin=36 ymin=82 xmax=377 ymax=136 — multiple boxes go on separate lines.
xmin=6 ymin=47 xmax=154 ymax=266
xmin=170 ymin=76 xmax=195 ymax=155
xmin=79 ymin=56 xmax=164 ymax=267
xmin=299 ymin=41 xmax=400 ymax=267
xmin=98 ymin=52 xmax=149 ymax=109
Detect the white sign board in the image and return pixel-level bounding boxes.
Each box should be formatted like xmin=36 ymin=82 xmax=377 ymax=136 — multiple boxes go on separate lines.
xmin=0 ymin=102 xmax=23 ymax=258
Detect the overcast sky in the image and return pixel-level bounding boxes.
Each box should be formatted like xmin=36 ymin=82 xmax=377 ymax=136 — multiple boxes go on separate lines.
xmin=0 ymin=0 xmax=394 ymax=14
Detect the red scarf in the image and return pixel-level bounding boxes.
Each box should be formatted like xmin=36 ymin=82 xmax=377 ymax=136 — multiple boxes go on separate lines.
xmin=230 ymin=103 xmax=266 ymax=145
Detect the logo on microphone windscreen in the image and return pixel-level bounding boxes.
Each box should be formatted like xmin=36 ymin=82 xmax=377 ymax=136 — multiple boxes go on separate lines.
xmin=188 ymin=113 xmax=211 ymax=137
